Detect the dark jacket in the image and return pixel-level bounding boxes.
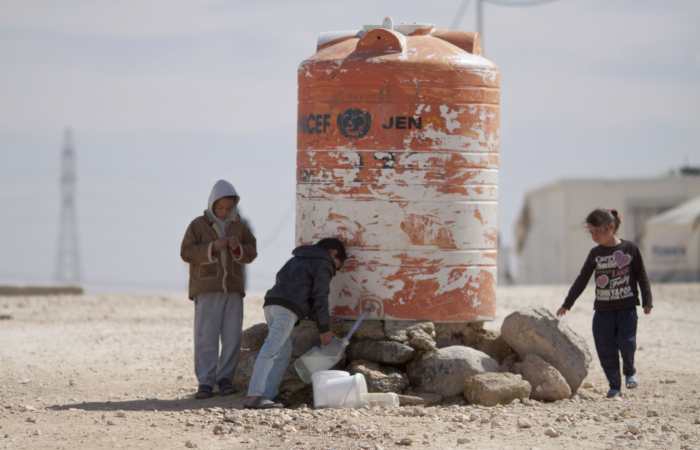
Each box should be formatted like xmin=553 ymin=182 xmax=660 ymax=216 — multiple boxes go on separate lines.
xmin=264 ymin=245 xmax=336 ymax=333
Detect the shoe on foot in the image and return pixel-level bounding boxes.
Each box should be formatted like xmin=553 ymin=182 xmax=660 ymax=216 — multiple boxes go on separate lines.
xmin=218 ymin=379 xmax=238 ymax=396
xmin=194 ymin=385 xmax=214 ymax=399
xmin=243 ymin=398 xmax=283 ymax=410
xmin=625 ymin=376 xmax=638 ymax=389
xmin=606 ymin=389 xmax=621 ymax=398
xmin=272 ymin=396 xmax=291 ymax=408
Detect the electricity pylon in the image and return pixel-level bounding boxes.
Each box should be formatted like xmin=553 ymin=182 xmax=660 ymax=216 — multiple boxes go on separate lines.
xmin=54 ymin=129 xmax=82 ymax=284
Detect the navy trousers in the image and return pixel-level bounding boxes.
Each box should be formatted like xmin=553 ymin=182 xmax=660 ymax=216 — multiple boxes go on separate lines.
xmin=592 ymin=307 xmax=637 ymax=391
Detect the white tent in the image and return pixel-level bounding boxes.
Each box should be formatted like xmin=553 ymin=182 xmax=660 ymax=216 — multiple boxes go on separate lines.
xmin=641 ymin=195 xmax=700 ymax=282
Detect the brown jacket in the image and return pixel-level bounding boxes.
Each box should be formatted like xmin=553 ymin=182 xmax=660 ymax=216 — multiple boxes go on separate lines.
xmin=180 ymin=212 xmax=257 ymax=299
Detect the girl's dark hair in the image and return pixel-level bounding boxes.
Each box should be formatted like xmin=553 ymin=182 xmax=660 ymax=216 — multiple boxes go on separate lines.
xmin=585 ymin=208 xmax=622 ymax=234
xmin=316 ymin=238 xmax=347 ymax=263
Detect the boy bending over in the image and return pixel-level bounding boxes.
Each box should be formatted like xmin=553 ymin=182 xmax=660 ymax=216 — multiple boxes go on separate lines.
xmin=244 ymin=238 xmax=346 ymax=409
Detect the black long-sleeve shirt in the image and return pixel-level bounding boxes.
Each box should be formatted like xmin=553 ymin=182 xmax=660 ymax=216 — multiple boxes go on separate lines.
xmin=563 ymin=240 xmax=652 ymax=311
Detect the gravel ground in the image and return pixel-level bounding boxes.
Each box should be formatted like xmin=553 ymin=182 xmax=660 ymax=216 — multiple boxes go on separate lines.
xmin=1 ymin=283 xmax=699 ymax=450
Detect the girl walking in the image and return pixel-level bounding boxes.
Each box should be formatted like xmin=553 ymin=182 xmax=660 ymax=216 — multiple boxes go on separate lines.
xmin=557 ymin=208 xmax=652 ymax=398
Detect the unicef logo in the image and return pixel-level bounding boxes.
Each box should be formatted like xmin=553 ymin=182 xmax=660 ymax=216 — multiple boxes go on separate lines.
xmin=337 ymin=108 xmax=372 ymax=140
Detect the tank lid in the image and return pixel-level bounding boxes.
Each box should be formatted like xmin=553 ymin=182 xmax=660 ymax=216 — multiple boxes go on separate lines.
xmin=316 ymin=17 xmax=435 ymax=50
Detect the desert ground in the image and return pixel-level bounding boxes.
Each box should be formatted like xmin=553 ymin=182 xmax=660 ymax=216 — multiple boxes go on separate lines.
xmin=1 ymin=284 xmax=699 ymax=450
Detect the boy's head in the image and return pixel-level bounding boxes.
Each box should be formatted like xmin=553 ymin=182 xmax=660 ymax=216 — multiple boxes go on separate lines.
xmin=315 ymin=238 xmax=346 ymax=270
xmin=213 ymin=196 xmax=236 ymax=221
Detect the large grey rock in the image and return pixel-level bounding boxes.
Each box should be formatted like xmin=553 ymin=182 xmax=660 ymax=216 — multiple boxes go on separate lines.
xmin=406 ymin=346 xmax=499 ymax=397
xmin=514 ymin=354 xmax=571 ymax=401
xmin=384 ymin=321 xmax=435 ymax=344
xmin=347 ymin=360 xmax=409 ymax=393
xmin=241 ymin=323 xmax=268 ymax=351
xmin=463 ymin=372 xmax=531 ymax=407
xmin=475 ymin=330 xmax=514 ymax=361
xmin=434 ymin=323 xmax=481 ymax=348
xmin=501 ymin=306 xmax=591 ymax=392
xmin=408 ymin=329 xmax=437 ymax=351
xmin=290 ymin=320 xmax=321 ymax=357
xmin=346 ymin=339 xmax=417 ymax=365
xmin=330 ymin=320 xmax=385 ymax=341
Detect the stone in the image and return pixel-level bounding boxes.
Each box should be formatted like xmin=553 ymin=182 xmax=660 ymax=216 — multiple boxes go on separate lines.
xmin=398 ymin=395 xmax=424 ymax=406
xmin=628 ymin=421 xmax=642 ymax=435
xmin=407 ymin=329 xmax=437 ymax=351
xmin=456 ymin=438 xmax=470 ymax=444
xmin=241 ymin=323 xmax=268 ymax=351
xmin=384 ymin=321 xmax=435 ymax=344
xmin=514 ymin=353 xmax=571 ymax=401
xmin=544 ymin=428 xmax=559 ymax=437
xmin=213 ymin=424 xmax=230 ymax=435
xmin=582 ymin=381 xmax=594 ymax=389
xmin=463 ymin=372 xmax=531 ymax=407
xmin=442 ymin=395 xmax=468 ymax=406
xmin=114 ymin=410 xmax=126 ymax=418
xmin=347 ymin=360 xmax=409 ymax=393
xmin=26 ymin=417 xmax=36 ymax=423
xmin=517 ymin=418 xmax=532 ymax=429
xmin=434 ymin=323 xmax=480 ymax=348
xmin=106 ymin=420 xmax=116 ymax=426
xmin=501 ymin=306 xmax=591 ymax=392
xmin=185 ymin=441 xmax=197 ymax=448
xmin=397 ymin=437 xmax=413 ymax=445
xmin=347 ymin=340 xmax=417 ymax=365
xmin=331 ymin=320 xmax=386 ymax=341
xmin=475 ymin=330 xmax=515 ymax=361
xmin=290 ymin=321 xmax=322 ymax=357
xmin=407 ymin=346 xmax=499 ymax=397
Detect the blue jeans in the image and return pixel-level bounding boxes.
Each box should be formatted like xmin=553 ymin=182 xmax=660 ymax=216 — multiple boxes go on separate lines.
xmin=247 ymin=305 xmax=297 ymax=399
xmin=592 ymin=307 xmax=637 ymax=391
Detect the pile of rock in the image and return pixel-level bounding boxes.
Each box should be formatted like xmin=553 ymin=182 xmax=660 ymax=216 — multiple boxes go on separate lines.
xmin=234 ymin=305 xmax=591 ymax=407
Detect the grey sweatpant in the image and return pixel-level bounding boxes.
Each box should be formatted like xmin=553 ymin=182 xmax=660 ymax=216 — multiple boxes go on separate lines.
xmin=193 ymin=292 xmax=243 ymax=388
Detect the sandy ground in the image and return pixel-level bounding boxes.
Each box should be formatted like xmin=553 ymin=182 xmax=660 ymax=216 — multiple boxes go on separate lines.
xmin=1 ymin=284 xmax=699 ymax=450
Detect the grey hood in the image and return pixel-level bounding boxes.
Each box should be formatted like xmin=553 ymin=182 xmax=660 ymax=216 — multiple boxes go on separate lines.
xmin=205 ymin=180 xmax=240 ymax=235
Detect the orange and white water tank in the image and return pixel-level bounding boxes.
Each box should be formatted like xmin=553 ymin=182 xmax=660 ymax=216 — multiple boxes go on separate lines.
xmin=296 ymin=17 xmax=499 ymax=322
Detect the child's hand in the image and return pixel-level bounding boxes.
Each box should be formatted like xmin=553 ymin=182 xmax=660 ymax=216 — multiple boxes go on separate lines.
xmin=556 ymin=307 xmax=567 ymax=317
xmin=228 ymin=236 xmax=240 ymax=251
xmin=643 ymin=306 xmax=652 ymax=315
xmin=320 ymin=331 xmax=336 ymax=346
xmin=212 ymin=238 xmax=229 ymax=251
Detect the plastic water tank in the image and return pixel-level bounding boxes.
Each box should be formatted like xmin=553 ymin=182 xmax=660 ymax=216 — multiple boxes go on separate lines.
xmin=296 ymin=17 xmax=499 ymax=322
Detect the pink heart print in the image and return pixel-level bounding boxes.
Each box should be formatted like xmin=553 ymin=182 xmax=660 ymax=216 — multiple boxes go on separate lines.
xmin=613 ymin=250 xmax=632 ymax=269
xmin=596 ymin=274 xmax=609 ymax=288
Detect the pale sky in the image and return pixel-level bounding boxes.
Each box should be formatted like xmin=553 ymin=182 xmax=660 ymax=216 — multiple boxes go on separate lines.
xmin=1 ymin=0 xmax=698 ymax=293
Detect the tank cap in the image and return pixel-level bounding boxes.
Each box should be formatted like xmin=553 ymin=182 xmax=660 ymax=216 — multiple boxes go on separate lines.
xmin=363 ymin=17 xmax=434 ymax=36
xmin=383 ymin=16 xmax=393 ymax=30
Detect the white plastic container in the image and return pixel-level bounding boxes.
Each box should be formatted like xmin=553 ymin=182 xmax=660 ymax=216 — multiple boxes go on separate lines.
xmin=295 ymin=337 xmax=348 ymax=384
xmin=361 ymin=392 xmax=400 ymax=408
xmin=311 ymin=370 xmax=350 ymax=409
xmin=326 ymin=373 xmax=368 ymax=409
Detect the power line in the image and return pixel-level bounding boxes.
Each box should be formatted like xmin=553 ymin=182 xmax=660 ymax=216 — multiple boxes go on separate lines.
xmin=455 ymin=0 xmax=563 ymax=55
xmin=483 ymin=0 xmax=561 ymax=6
xmin=450 ymin=0 xmax=471 ymax=30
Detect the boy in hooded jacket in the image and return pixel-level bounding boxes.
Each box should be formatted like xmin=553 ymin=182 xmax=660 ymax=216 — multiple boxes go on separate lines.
xmin=181 ymin=180 xmax=257 ymax=399
xmin=243 ymin=238 xmax=346 ymax=409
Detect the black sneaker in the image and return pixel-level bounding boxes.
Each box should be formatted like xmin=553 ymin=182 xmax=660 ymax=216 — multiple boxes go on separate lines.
xmin=194 ymin=385 xmax=213 ymax=399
